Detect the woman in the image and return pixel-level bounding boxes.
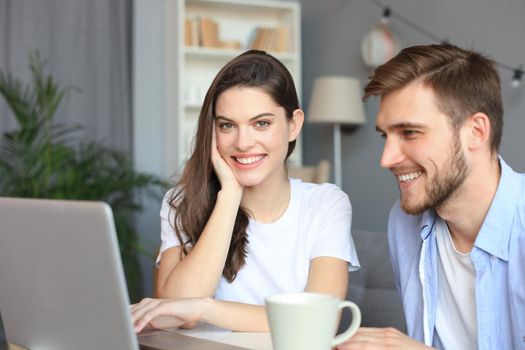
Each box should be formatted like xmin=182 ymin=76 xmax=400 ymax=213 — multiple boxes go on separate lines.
xmin=131 ymin=50 xmax=360 ymax=332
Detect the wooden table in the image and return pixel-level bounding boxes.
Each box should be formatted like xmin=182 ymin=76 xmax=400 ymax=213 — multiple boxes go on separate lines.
xmin=7 ymin=323 xmax=273 ymax=350
xmin=177 ymin=323 xmax=273 ymax=350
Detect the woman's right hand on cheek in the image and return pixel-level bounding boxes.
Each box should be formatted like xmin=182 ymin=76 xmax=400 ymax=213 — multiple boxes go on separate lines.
xmin=212 ymin=128 xmax=243 ymax=195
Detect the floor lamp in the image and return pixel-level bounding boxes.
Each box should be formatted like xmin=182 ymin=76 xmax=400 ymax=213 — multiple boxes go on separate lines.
xmin=307 ymin=76 xmax=366 ymax=188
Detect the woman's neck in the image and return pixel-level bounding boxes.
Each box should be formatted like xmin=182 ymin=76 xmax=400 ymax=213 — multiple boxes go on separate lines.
xmin=241 ymin=169 xmax=290 ymax=223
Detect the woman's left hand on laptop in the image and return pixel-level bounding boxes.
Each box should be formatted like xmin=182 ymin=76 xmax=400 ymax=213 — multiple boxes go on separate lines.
xmin=130 ymin=297 xmax=208 ymax=333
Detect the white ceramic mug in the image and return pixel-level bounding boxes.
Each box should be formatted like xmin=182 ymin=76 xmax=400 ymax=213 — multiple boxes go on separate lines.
xmin=265 ymin=292 xmax=361 ymax=350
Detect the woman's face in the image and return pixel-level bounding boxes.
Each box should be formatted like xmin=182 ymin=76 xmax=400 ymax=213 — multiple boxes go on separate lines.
xmin=214 ymin=86 xmax=303 ymax=188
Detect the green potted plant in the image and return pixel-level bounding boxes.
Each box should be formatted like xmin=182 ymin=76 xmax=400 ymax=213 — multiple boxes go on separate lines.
xmin=0 ymin=53 xmax=167 ymax=302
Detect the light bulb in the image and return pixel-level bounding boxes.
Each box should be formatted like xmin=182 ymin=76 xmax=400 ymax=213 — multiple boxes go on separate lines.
xmin=511 ymin=68 xmax=523 ymax=88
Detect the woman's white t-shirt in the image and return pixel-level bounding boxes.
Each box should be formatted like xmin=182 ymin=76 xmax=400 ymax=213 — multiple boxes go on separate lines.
xmin=157 ymin=178 xmax=360 ymax=305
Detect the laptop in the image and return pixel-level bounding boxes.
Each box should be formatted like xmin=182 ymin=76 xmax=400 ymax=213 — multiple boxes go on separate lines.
xmin=0 ymin=197 xmax=248 ymax=350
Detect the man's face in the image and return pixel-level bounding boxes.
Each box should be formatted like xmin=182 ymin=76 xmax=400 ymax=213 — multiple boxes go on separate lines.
xmin=375 ymin=81 xmax=469 ymax=215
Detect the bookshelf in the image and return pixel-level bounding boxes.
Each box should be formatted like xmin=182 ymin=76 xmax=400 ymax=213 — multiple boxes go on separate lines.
xmin=134 ymin=0 xmax=302 ymax=179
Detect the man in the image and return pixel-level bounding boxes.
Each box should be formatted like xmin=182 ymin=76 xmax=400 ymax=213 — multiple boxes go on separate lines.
xmin=339 ymin=44 xmax=525 ymax=350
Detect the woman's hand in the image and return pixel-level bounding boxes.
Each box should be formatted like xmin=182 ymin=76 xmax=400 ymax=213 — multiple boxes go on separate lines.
xmin=130 ymin=297 xmax=209 ymax=333
xmin=211 ymin=127 xmax=243 ymax=194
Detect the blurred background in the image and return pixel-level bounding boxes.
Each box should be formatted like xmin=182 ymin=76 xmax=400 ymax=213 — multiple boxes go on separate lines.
xmin=1 ymin=0 xmax=525 ymax=346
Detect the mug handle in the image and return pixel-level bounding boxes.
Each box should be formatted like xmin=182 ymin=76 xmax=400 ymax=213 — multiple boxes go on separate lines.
xmin=331 ymin=301 xmax=361 ymax=347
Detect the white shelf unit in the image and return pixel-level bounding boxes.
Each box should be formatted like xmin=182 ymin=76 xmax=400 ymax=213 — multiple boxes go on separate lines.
xmin=165 ymin=0 xmax=302 ymax=177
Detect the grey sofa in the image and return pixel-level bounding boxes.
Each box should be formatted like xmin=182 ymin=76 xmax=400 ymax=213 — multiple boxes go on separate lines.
xmin=340 ymin=229 xmax=406 ymax=332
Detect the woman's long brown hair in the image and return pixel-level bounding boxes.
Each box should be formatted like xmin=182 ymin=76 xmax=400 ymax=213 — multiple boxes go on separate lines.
xmin=169 ymin=50 xmax=300 ymax=282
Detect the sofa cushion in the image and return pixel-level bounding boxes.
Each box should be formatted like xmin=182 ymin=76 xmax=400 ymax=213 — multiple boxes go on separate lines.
xmin=340 ymin=229 xmax=406 ymax=332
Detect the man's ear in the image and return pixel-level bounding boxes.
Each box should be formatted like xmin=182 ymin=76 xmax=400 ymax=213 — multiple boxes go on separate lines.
xmin=288 ymin=109 xmax=304 ymax=142
xmin=465 ymin=112 xmax=491 ymax=151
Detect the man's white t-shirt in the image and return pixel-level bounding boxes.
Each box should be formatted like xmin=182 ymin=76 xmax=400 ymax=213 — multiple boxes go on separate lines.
xmin=434 ymin=218 xmax=478 ymax=350
xmin=157 ymin=177 xmax=360 ymax=305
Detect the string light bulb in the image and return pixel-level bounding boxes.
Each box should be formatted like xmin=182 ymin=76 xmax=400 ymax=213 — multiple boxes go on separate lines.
xmin=511 ymin=66 xmax=523 ymax=88
xmin=381 ymin=7 xmax=391 ymax=24
xmin=361 ymin=6 xmax=401 ymax=69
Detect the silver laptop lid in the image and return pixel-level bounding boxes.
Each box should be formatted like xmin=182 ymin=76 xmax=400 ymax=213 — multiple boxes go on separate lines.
xmin=0 ymin=197 xmax=139 ymax=350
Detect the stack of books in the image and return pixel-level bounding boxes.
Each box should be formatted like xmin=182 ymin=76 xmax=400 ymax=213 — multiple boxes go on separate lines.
xmin=248 ymin=26 xmax=288 ymax=52
xmin=185 ymin=17 xmax=241 ymax=50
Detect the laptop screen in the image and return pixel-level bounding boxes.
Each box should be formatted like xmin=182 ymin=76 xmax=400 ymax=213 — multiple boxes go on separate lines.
xmin=0 ymin=198 xmax=139 ymax=350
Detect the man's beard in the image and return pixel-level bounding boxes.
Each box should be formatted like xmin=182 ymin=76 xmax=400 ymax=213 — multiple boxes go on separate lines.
xmin=401 ymin=135 xmax=469 ymax=215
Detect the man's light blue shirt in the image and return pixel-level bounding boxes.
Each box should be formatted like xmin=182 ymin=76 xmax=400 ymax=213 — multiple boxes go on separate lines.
xmin=388 ymin=157 xmax=525 ymax=349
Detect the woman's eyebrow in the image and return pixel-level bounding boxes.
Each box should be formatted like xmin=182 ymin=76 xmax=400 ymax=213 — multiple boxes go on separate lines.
xmin=215 ymin=113 xmax=276 ymax=122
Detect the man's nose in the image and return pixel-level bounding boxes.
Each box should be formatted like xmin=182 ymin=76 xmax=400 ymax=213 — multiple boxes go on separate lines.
xmin=380 ymin=137 xmax=405 ymax=169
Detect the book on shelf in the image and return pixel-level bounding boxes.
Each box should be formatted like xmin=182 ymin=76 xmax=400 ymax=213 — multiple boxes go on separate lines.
xmin=250 ymin=28 xmax=263 ymax=51
xmin=248 ymin=26 xmax=288 ymax=53
xmin=184 ymin=17 xmax=200 ymax=47
xmin=184 ymin=16 xmax=241 ymax=50
xmin=261 ymin=28 xmax=272 ymax=52
xmin=276 ymin=27 xmax=288 ymax=52
xmin=200 ymin=17 xmax=220 ymax=48
xmin=184 ymin=18 xmax=192 ymax=46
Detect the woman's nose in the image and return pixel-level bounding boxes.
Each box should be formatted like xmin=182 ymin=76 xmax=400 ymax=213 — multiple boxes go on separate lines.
xmin=235 ymin=127 xmax=256 ymax=151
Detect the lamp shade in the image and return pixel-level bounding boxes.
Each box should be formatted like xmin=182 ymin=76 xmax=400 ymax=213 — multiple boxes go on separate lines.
xmin=307 ymin=76 xmax=366 ymax=125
